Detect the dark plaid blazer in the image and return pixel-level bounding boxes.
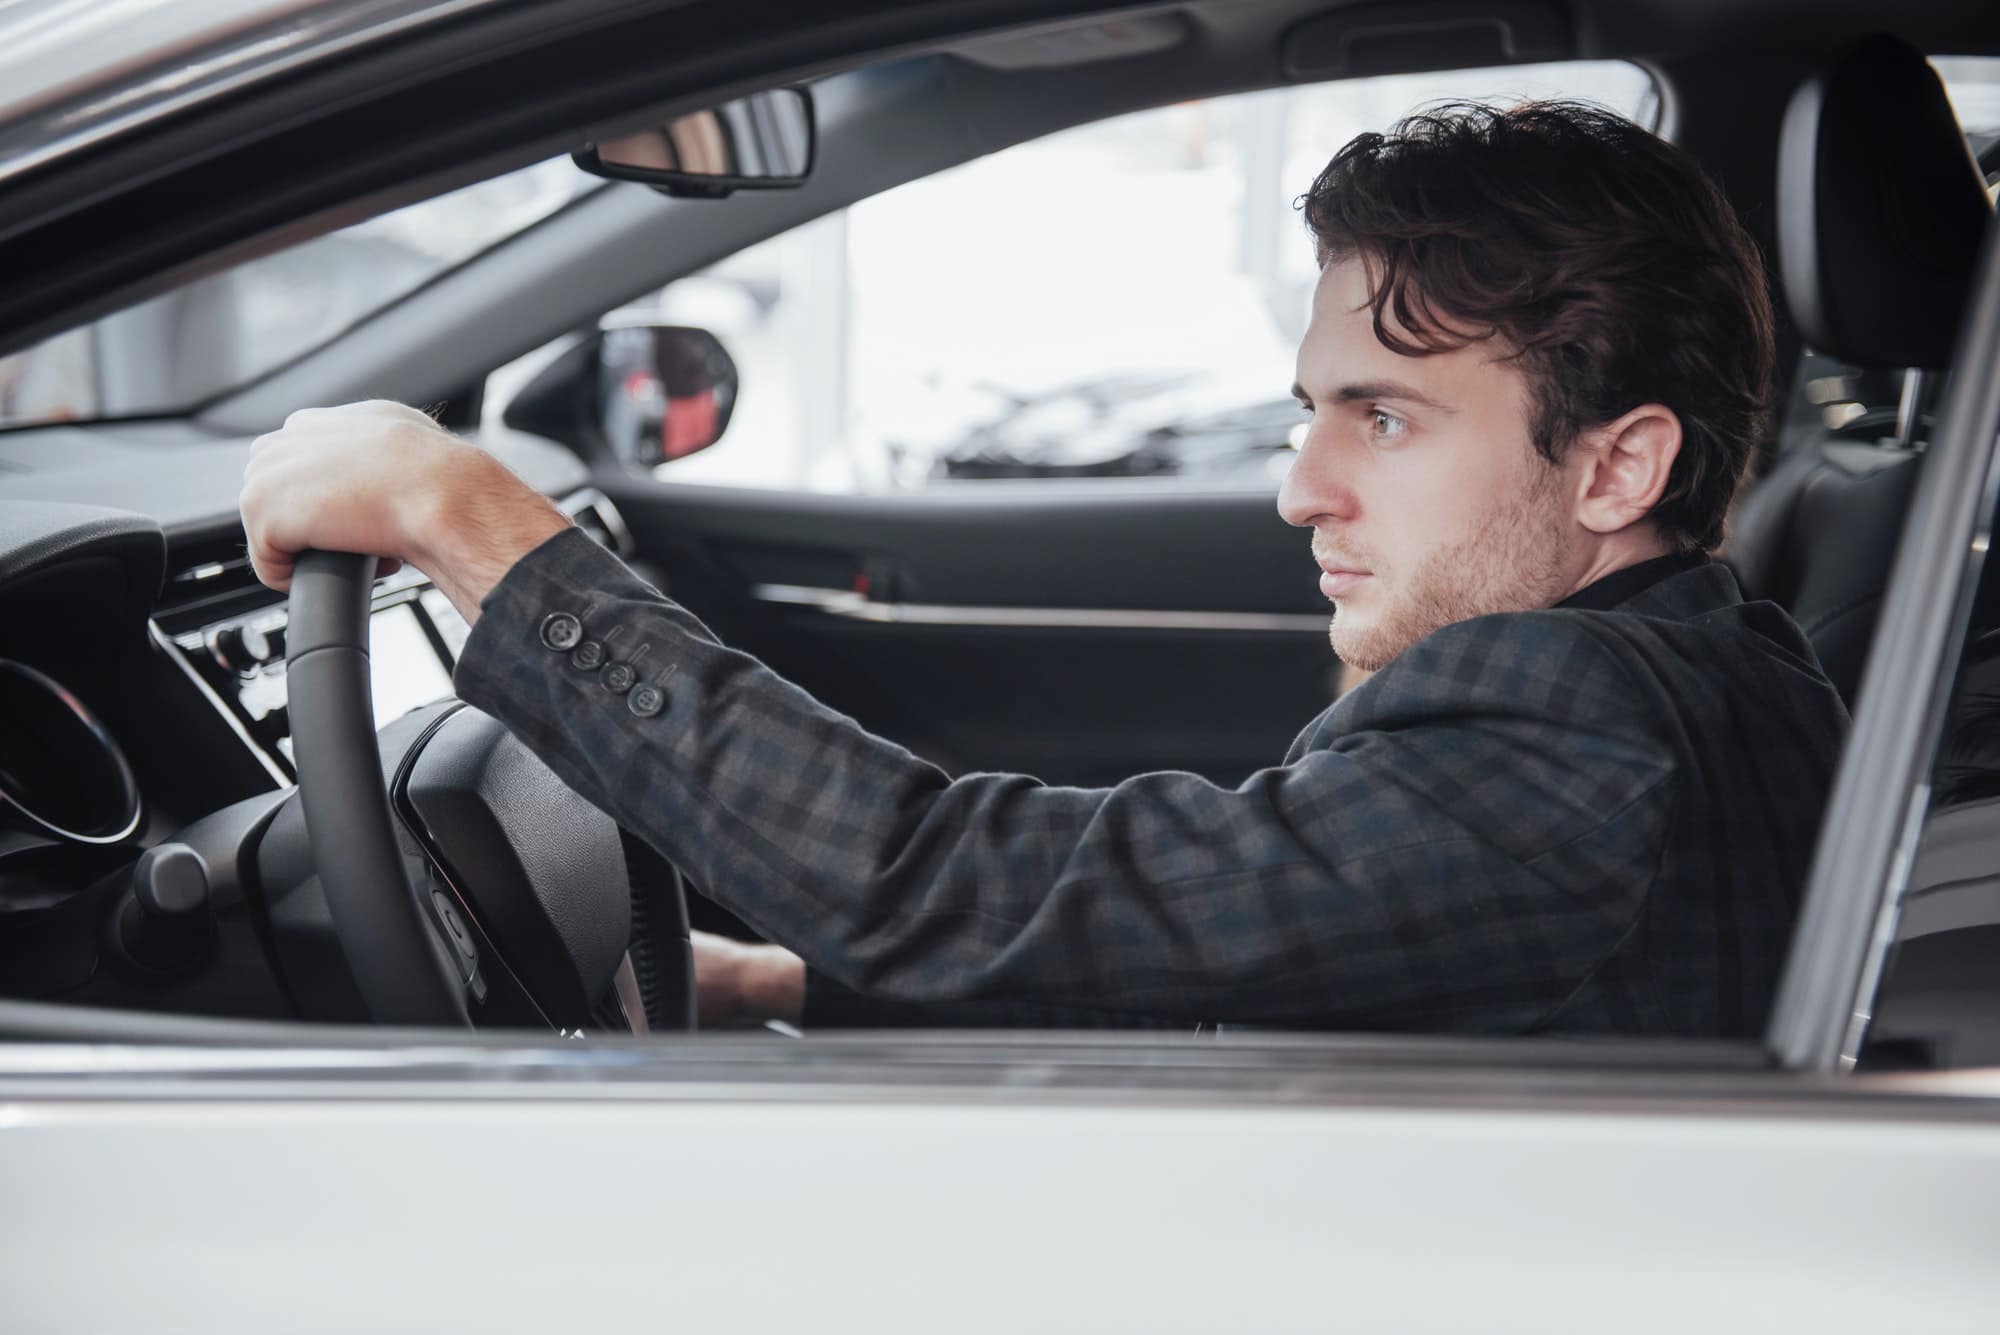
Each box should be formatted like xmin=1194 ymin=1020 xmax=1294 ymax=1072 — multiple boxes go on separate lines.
xmin=456 ymin=529 xmax=1848 ymax=1037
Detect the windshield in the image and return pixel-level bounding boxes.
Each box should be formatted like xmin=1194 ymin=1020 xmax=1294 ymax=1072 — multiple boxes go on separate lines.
xmin=0 ymin=154 xmax=602 ymax=429
xmin=7 ymin=56 xmax=2000 ymax=436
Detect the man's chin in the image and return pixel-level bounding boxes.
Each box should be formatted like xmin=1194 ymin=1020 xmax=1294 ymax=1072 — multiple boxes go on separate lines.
xmin=1329 ymin=611 xmax=1396 ymax=673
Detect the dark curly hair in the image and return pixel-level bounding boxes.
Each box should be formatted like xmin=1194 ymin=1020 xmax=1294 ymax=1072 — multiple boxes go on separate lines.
xmin=1300 ymin=101 xmax=1773 ymax=551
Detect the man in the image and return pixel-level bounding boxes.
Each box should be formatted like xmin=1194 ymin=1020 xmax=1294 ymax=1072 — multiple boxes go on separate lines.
xmin=240 ymin=102 xmax=1847 ymax=1038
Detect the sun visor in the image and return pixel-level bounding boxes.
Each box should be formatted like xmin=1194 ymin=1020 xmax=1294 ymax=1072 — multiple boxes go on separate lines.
xmin=1779 ymin=33 xmax=1993 ymax=369
xmin=1281 ymin=1 xmax=1572 ymax=79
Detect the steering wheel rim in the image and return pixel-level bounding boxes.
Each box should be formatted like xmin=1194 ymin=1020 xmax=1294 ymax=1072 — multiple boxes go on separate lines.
xmin=286 ymin=550 xmax=472 ymax=1026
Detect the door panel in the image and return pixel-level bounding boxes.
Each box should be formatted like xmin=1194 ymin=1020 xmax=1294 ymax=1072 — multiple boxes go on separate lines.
xmin=597 ymin=476 xmax=1339 ymax=788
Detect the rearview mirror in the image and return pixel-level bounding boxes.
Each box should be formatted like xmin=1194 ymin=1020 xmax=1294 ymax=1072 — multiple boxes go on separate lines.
xmin=573 ymin=88 xmax=815 ymax=198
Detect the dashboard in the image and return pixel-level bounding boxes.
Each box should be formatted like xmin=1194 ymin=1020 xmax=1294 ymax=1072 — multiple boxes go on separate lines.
xmin=155 ymin=484 xmax=629 ymax=785
xmin=0 ymin=419 xmax=615 ymax=1022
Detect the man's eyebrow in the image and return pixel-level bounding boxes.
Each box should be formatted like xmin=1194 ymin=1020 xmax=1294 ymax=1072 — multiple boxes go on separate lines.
xmin=1330 ymin=380 xmax=1456 ymax=413
xmin=1291 ymin=380 xmax=1454 ymax=413
xmin=1289 ymin=380 xmax=1454 ymax=412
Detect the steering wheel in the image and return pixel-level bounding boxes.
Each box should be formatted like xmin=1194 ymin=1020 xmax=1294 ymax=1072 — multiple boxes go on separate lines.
xmin=283 ymin=549 xmax=694 ymax=1031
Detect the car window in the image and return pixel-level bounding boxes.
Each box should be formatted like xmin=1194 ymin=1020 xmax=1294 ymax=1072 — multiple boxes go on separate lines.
xmin=1936 ymin=56 xmax=2000 ymax=178
xmin=0 ymin=157 xmax=604 ymax=431
xmin=500 ymin=60 xmax=1657 ymax=493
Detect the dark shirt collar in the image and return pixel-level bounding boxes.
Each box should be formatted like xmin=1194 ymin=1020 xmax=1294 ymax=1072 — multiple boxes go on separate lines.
xmin=1556 ymin=551 xmax=1710 ymax=612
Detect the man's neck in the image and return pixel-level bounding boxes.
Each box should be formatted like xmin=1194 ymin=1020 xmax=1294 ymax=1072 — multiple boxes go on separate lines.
xmin=1560 ymin=530 xmax=1676 ymax=603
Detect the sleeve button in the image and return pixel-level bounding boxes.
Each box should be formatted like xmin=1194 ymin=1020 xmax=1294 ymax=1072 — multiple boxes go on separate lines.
xmin=570 ymin=640 xmax=606 ymax=671
xmin=539 ymin=613 xmax=583 ymax=652
xmin=602 ymin=662 xmax=637 ymax=693
xmin=627 ymin=684 xmax=666 ymax=718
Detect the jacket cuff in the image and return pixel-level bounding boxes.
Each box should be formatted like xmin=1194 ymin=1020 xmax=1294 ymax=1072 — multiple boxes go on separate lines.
xmin=451 ymin=524 xmax=715 ymax=715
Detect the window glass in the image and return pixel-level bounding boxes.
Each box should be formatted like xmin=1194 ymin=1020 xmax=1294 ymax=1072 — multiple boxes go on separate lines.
xmin=1936 ymin=56 xmax=2000 ymax=176
xmin=537 ymin=61 xmax=1657 ymax=493
xmin=0 ymin=158 xmax=603 ymax=431
xmin=0 ymin=326 xmax=93 ymax=427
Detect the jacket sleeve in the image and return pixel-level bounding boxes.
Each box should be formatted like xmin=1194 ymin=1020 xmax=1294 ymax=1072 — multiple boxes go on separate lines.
xmin=453 ymin=526 xmax=1678 ymax=1031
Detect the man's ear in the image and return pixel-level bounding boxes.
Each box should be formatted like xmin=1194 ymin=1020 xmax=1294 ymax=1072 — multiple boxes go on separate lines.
xmin=1572 ymin=404 xmax=1682 ymax=536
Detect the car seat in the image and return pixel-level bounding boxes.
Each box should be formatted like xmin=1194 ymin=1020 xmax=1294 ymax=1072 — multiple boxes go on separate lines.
xmin=1723 ymin=33 xmax=1992 ymax=708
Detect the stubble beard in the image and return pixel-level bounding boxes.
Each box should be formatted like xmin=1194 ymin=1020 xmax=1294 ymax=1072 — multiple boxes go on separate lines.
xmin=1329 ymin=463 xmax=1575 ymax=672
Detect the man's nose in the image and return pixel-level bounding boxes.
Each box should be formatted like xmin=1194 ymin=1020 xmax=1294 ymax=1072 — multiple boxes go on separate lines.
xmin=1276 ymin=434 xmax=1357 ymax=529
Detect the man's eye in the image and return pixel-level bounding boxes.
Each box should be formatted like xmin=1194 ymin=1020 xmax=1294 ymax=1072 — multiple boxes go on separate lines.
xmin=1370 ymin=410 xmax=1408 ymax=440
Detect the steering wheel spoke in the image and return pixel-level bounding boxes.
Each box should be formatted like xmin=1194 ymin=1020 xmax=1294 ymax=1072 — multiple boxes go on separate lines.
xmin=283 ymin=550 xmax=694 ymax=1031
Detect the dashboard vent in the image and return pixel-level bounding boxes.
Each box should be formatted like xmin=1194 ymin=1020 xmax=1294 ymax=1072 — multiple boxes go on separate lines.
xmin=157 ymin=528 xmax=265 ymax=622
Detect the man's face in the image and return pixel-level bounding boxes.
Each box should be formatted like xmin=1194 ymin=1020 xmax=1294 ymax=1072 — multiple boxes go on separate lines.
xmin=1280 ymin=257 xmax=1583 ymax=671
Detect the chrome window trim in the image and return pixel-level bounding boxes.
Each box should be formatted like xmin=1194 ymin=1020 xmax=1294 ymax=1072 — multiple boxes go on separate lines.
xmin=751 ymin=583 xmax=1332 ymax=634
xmin=1 ymin=1032 xmax=1998 ymax=1126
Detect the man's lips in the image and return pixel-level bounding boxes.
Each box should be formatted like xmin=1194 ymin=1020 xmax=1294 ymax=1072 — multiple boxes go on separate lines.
xmin=1314 ymin=553 xmax=1372 ymax=600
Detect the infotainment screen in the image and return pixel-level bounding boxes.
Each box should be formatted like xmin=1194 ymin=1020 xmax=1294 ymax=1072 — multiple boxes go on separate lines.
xmin=368 ymin=603 xmax=455 ymax=723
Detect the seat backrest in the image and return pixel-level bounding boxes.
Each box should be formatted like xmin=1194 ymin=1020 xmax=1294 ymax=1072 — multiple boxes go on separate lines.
xmin=1725 ymin=33 xmax=1992 ymax=706
xmin=1727 ymin=440 xmax=1921 ymax=704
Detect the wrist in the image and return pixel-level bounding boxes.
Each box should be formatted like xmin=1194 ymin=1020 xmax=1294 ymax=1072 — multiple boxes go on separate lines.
xmin=740 ymin=944 xmax=806 ymax=1026
xmin=405 ymin=446 xmax=570 ymax=624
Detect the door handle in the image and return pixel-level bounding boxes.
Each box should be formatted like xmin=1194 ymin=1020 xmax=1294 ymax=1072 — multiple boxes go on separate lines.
xmin=748 ymin=583 xmax=1329 ymax=633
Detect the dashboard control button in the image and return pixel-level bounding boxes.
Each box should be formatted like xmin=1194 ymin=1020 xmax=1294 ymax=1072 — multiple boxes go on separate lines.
xmin=209 ymin=625 xmax=252 ymax=673
xmin=539 ymin=612 xmax=583 ymax=652
xmin=114 ymin=843 xmax=215 ymax=974
xmin=627 ymin=683 xmax=666 ymax=718
xmin=241 ymin=621 xmax=286 ymax=665
xmin=601 ymin=662 xmax=637 ymax=693
xmin=134 ymin=844 xmax=209 ymax=916
xmin=570 ymin=640 xmax=605 ymax=672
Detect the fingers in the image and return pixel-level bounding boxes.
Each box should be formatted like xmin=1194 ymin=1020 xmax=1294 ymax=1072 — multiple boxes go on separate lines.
xmin=241 ymin=400 xmax=470 ymax=598
xmin=274 ymin=400 xmax=435 ymax=438
xmin=244 ymin=525 xmax=296 ymax=592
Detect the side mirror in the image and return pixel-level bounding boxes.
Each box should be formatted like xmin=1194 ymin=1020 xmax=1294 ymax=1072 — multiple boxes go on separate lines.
xmin=573 ymin=89 xmax=815 ymax=198
xmin=503 ymin=324 xmax=738 ymax=469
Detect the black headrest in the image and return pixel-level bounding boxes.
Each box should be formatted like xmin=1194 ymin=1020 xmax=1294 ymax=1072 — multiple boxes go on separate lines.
xmin=1779 ymin=34 xmax=1993 ymax=369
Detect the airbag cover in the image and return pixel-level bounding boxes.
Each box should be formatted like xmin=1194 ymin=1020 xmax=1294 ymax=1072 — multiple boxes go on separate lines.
xmin=400 ymin=706 xmax=629 ymax=1026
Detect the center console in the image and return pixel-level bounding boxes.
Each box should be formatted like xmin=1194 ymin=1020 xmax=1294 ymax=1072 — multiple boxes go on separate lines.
xmin=153 ymin=490 xmax=631 ymax=782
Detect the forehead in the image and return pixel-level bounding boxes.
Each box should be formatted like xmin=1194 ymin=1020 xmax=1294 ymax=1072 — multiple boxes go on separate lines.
xmin=1295 ymin=257 xmax=1511 ymax=399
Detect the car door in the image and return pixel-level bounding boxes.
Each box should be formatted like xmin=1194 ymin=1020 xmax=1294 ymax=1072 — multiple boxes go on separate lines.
xmin=598 ymin=478 xmax=1333 ymax=787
